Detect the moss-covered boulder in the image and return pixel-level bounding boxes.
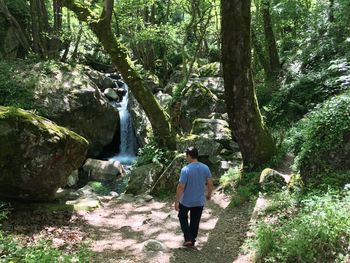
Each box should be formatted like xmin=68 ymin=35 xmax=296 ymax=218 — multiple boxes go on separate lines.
xmin=0 ymin=61 xmax=119 ymax=157
xmin=175 ymin=81 xmax=218 ymax=132
xmin=31 ymin=63 xmax=118 ymax=157
xmin=0 ymin=107 xmax=88 ymax=201
xmin=191 ymin=118 xmax=232 ymax=149
xmin=125 ymin=163 xmax=164 ymax=195
xmin=150 ymin=154 xmax=187 ymax=195
xmin=259 ymin=168 xmax=289 ymax=193
xmin=177 ymin=135 xmax=223 ymax=157
xmin=82 ymin=158 xmax=123 ymax=182
xmin=290 ymin=94 xmax=350 ymax=181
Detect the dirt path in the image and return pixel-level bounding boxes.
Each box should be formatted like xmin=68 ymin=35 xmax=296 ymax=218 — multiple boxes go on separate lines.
xmin=2 ymin=188 xmax=256 ymax=263
xmin=77 ymin=189 xmax=232 ymax=263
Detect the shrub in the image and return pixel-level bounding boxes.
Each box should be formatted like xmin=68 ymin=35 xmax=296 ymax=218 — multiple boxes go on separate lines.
xmin=134 ymin=138 xmax=173 ymax=167
xmin=254 ymin=189 xmax=350 ymax=263
xmin=285 ymin=92 xmax=350 ymax=173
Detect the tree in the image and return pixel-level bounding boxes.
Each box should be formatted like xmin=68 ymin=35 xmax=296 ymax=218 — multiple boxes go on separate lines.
xmin=221 ymin=0 xmax=275 ymax=170
xmin=59 ymin=0 xmax=176 ymax=150
xmin=261 ymin=0 xmax=281 ymax=85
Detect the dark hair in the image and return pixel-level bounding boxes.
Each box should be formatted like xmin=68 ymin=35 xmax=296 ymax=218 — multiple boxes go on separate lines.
xmin=185 ymin=146 xmax=198 ymax=159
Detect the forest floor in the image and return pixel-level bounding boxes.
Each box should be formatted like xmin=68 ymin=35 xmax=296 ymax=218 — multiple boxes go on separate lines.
xmin=2 ymin=187 xmax=260 ymax=263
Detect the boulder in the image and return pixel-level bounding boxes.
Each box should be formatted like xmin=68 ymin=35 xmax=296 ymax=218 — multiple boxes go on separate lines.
xmin=155 ymin=91 xmax=173 ymax=112
xmin=103 ymin=88 xmax=118 ymax=100
xmin=191 ymin=118 xmax=233 ymax=149
xmin=177 ymin=134 xmax=241 ymax=180
xmin=150 ymin=154 xmax=187 ymax=195
xmin=188 ymin=77 xmax=224 ymax=100
xmin=259 ymin=168 xmax=289 ymax=193
xmin=142 ymin=239 xmax=166 ymax=252
xmin=82 ymin=158 xmax=123 ymax=182
xmin=197 ymin=62 xmax=221 ymax=77
xmin=300 ymin=132 xmax=350 ymax=180
xmin=31 ymin=63 xmax=119 ymax=157
xmin=128 ymin=93 xmax=152 ymax=148
xmin=125 ymin=163 xmax=164 ymax=195
xmin=177 ymin=135 xmax=223 ymax=157
xmin=0 ymin=107 xmax=88 ymax=201
xmin=175 ymin=81 xmax=218 ymax=132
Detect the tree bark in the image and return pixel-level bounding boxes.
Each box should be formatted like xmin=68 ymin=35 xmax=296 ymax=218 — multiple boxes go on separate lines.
xmin=0 ymin=0 xmax=31 ymax=52
xmin=221 ymin=0 xmax=275 ymax=170
xmin=261 ymin=0 xmax=281 ymax=85
xmin=59 ymin=0 xmax=176 ymax=150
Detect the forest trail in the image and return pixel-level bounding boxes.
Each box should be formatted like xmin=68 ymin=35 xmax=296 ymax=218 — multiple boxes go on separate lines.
xmin=2 ymin=188 xmax=258 ymax=263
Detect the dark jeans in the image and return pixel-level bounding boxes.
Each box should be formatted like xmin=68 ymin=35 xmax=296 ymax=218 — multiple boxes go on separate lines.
xmin=178 ymin=203 xmax=204 ymax=244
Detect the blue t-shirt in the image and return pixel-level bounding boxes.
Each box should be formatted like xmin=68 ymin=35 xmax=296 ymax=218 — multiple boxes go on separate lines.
xmin=179 ymin=162 xmax=212 ymax=207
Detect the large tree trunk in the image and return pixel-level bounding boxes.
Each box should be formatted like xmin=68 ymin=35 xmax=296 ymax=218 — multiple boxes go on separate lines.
xmin=59 ymin=0 xmax=176 ymax=150
xmin=221 ymin=0 xmax=275 ymax=170
xmin=261 ymin=0 xmax=281 ymax=86
xmin=0 ymin=0 xmax=31 ymax=52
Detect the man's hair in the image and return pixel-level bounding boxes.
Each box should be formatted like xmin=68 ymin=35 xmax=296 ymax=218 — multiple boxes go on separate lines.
xmin=185 ymin=146 xmax=198 ymax=159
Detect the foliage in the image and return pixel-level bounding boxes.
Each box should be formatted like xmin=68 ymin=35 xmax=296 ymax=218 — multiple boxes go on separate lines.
xmin=266 ymin=59 xmax=350 ymax=128
xmin=221 ymin=168 xmax=260 ymax=207
xmin=253 ymin=188 xmax=350 ymax=263
xmin=0 ymin=202 xmax=92 ymax=262
xmin=0 ymin=60 xmax=37 ymax=109
xmin=0 ymin=234 xmax=92 ymax=263
xmin=284 ymin=92 xmax=350 ymax=172
xmin=134 ymin=138 xmax=173 ymax=167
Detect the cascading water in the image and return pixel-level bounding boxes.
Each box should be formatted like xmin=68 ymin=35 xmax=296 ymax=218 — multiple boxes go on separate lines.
xmin=110 ymin=83 xmax=138 ymax=164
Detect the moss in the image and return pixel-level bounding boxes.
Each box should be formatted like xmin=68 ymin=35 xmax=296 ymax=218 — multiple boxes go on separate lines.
xmin=0 ymin=106 xmax=88 ymax=146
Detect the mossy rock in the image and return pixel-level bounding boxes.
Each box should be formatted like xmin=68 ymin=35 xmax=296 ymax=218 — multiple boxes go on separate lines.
xmin=259 ymin=168 xmax=288 ymax=193
xmin=175 ymin=81 xmax=218 ymax=132
xmin=0 ymin=106 xmax=88 ymax=201
xmin=125 ymin=163 xmax=164 ymax=195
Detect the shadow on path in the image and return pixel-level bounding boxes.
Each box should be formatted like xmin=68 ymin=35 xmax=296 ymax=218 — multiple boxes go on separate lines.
xmin=170 ymin=201 xmax=255 ymax=263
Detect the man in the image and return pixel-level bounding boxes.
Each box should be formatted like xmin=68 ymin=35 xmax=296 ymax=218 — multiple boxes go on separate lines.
xmin=175 ymin=146 xmax=213 ymax=248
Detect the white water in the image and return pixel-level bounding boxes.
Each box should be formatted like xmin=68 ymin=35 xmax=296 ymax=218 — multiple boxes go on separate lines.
xmin=110 ymin=83 xmax=137 ymax=164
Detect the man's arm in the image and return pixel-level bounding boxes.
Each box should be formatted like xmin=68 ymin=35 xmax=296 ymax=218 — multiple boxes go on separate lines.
xmin=175 ymin=183 xmax=185 ymax=211
xmin=206 ymin=178 xmax=213 ymax=200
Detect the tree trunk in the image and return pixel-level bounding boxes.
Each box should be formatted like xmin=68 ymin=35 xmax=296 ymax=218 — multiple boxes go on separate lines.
xmin=50 ymin=0 xmax=62 ymax=58
xmin=329 ymin=0 xmax=335 ymax=23
xmin=221 ymin=0 xmax=275 ymax=170
xmin=261 ymin=0 xmax=280 ymax=86
xmin=59 ymin=0 xmax=176 ymax=150
xmin=0 ymin=0 xmax=31 ymax=52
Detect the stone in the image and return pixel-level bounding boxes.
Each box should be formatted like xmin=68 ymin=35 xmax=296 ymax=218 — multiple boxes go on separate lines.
xmin=104 ymin=88 xmax=118 ymax=100
xmin=125 ymin=163 xmax=164 ymax=195
xmin=102 ymin=76 xmax=114 ymax=90
xmin=191 ymin=118 xmax=232 ymax=149
xmin=66 ymin=197 xmax=100 ymax=211
xmin=197 ymin=62 xmax=221 ymax=77
xmin=155 ymin=91 xmax=173 ymax=112
xmin=29 ymin=63 xmax=119 ymax=158
xmin=300 ymin=132 xmax=350 ymax=181
xmin=82 ymin=159 xmax=123 ymax=182
xmin=142 ymin=239 xmax=166 ymax=252
xmin=177 ymin=135 xmax=223 ymax=157
xmin=174 ymin=81 xmax=218 ymax=132
xmin=150 ymin=154 xmax=187 ymax=195
xmin=259 ymin=168 xmax=289 ymax=193
xmin=67 ymin=170 xmax=79 ymax=187
xmin=128 ymin=93 xmax=152 ymax=148
xmin=0 ymin=107 xmax=88 ymax=201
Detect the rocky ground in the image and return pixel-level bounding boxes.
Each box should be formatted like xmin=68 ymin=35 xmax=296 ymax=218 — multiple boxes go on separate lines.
xmin=1 ymin=186 xmax=259 ymax=263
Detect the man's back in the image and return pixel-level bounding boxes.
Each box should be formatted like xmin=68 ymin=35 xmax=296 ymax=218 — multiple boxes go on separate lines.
xmin=179 ymin=162 xmax=211 ymax=207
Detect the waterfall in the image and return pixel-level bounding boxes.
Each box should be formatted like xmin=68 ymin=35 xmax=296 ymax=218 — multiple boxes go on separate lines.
xmin=110 ymin=83 xmax=137 ymax=164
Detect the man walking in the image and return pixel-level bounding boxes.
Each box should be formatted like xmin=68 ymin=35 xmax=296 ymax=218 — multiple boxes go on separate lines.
xmin=175 ymin=146 xmax=213 ymax=247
